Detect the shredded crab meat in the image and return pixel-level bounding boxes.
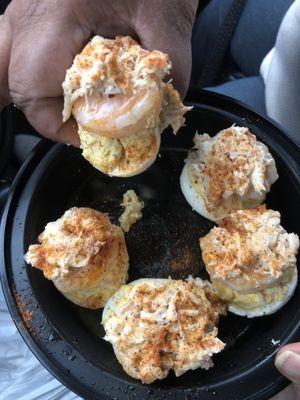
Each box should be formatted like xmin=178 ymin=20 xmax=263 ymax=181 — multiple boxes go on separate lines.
xmin=187 ymin=126 xmax=278 ymax=217
xmin=103 ymin=278 xmax=226 ymax=384
xmin=24 ymin=208 xmax=115 ymax=279
xmin=24 ymin=207 xmax=129 ymax=309
xmin=200 ymin=206 xmax=299 ymax=291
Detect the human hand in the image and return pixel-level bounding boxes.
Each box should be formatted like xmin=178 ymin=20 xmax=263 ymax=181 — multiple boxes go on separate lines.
xmin=271 ymin=343 xmax=300 ymax=399
xmin=0 ymin=0 xmax=198 ymax=146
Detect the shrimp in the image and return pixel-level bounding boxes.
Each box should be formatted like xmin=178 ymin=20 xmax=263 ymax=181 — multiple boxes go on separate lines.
xmin=73 ymin=83 xmax=162 ymax=139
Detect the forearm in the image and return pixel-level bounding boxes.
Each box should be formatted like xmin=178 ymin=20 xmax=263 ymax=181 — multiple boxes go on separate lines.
xmin=0 ymin=15 xmax=11 ymax=110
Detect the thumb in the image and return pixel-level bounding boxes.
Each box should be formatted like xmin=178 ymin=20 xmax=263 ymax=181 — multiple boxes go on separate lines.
xmin=135 ymin=0 xmax=198 ymax=98
xmin=275 ymin=343 xmax=300 ymax=393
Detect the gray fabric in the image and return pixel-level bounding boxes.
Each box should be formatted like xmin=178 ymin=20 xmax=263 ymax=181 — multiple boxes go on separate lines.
xmin=191 ymin=0 xmax=293 ymax=84
xmin=205 ymin=75 xmax=266 ymax=115
xmin=191 ymin=0 xmax=234 ymax=84
xmin=230 ymin=0 xmax=294 ymax=76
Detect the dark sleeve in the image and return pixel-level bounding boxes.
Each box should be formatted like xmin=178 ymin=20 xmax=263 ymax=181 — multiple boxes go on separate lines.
xmin=0 ymin=0 xmax=11 ymax=14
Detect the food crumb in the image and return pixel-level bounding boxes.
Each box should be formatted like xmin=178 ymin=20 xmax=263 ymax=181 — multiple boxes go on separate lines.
xmin=271 ymin=339 xmax=281 ymax=346
xmin=14 ymin=290 xmax=33 ymax=328
xmin=169 ymin=246 xmax=194 ymax=274
xmin=119 ymin=190 xmax=144 ymax=232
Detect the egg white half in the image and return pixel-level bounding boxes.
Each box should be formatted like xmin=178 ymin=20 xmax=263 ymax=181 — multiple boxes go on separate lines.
xmin=180 ymin=162 xmax=217 ymax=221
xmin=228 ymin=268 xmax=298 ymax=318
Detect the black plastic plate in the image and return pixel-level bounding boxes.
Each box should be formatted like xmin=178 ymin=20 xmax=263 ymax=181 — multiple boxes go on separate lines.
xmin=1 ymin=90 xmax=300 ymax=400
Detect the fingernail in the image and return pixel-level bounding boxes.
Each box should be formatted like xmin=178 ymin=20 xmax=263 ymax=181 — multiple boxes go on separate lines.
xmin=275 ymin=350 xmax=300 ymax=378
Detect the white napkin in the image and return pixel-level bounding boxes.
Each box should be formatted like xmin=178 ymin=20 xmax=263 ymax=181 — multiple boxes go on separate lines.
xmin=0 ymin=286 xmax=80 ymax=400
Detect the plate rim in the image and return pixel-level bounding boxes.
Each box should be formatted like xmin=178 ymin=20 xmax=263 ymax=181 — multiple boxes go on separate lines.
xmin=1 ymin=90 xmax=300 ymax=400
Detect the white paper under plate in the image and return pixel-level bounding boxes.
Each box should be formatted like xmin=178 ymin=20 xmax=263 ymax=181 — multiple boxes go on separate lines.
xmin=0 ymin=287 xmax=81 ymax=400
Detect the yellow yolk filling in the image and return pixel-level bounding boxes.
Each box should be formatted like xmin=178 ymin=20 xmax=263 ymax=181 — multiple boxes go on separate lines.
xmin=212 ymin=267 xmax=296 ymax=311
xmin=78 ymin=115 xmax=159 ymax=175
xmin=188 ymin=164 xmax=262 ymax=220
xmin=119 ymin=190 xmax=144 ymax=232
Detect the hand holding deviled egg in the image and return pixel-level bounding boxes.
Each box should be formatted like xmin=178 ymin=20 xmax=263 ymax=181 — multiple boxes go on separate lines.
xmin=62 ymin=36 xmax=191 ymax=177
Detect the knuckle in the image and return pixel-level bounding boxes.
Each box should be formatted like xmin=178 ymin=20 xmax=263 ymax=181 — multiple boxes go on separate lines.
xmin=8 ymin=77 xmax=37 ymax=108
